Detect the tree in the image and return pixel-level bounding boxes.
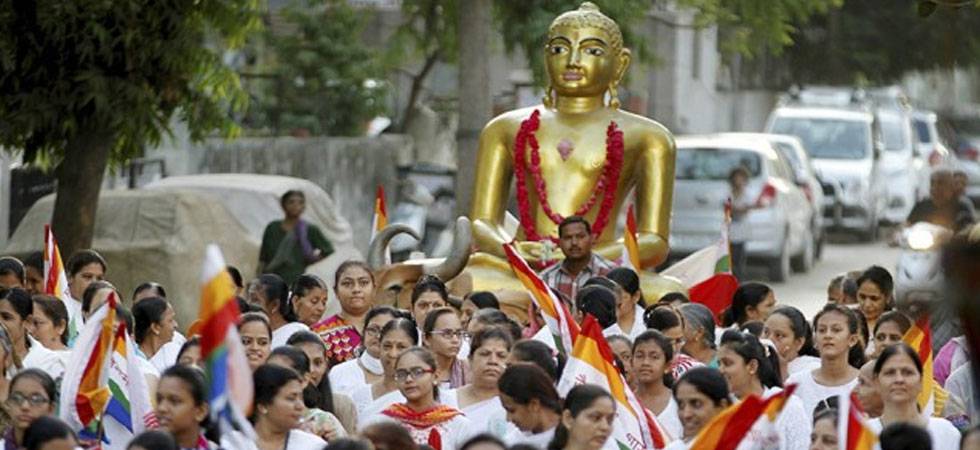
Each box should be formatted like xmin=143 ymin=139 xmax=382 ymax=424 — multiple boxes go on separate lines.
xmin=0 ymin=1 xmax=260 ymax=258
xmin=246 ymin=0 xmax=387 ymax=136
xmin=784 ymin=0 xmax=980 ymax=85
xmin=455 ymin=0 xmax=492 ymax=216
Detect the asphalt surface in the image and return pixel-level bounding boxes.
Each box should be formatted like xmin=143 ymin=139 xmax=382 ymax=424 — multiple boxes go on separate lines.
xmin=743 ymin=230 xmax=903 ymax=318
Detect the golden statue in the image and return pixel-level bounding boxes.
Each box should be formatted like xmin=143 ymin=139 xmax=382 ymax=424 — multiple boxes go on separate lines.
xmin=467 ymin=2 xmax=680 ymax=300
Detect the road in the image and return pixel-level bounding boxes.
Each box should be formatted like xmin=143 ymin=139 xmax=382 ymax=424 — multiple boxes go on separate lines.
xmin=744 ymin=232 xmax=903 ymax=319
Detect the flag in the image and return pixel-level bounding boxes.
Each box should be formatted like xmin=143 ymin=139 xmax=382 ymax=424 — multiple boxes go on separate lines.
xmin=761 ymin=384 xmax=798 ymax=421
xmin=661 ymin=202 xmax=738 ymax=323
xmin=199 ymin=244 xmax=255 ymax=439
xmin=44 ymin=225 xmax=80 ymax=344
xmin=504 ymin=242 xmax=580 ymax=356
xmin=371 ymin=185 xmax=390 ymax=264
xmin=59 ymin=291 xmax=118 ymax=441
xmin=557 ymin=315 xmax=671 ymax=449
xmin=688 ymin=395 xmax=767 ymax=450
xmin=838 ymin=392 xmax=877 ymax=450
xmin=620 ymin=204 xmax=642 ymax=270
xmin=102 ymin=319 xmax=157 ymax=448
xmin=902 ymin=314 xmax=944 ymax=416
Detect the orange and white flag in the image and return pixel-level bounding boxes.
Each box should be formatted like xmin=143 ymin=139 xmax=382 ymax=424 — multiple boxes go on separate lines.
xmin=504 ymin=243 xmax=579 ymax=356
xmin=620 ymin=204 xmax=642 ymax=270
xmin=838 ymin=392 xmax=877 ymax=450
xmin=44 ymin=225 xmax=79 ymax=344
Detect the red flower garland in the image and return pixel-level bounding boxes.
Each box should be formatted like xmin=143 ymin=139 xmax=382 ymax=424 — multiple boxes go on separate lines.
xmin=513 ymin=109 xmax=624 ymax=243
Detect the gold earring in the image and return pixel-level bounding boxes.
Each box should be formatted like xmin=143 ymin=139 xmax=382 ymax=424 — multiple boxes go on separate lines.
xmin=543 ymin=85 xmax=555 ymax=108
xmin=608 ymin=84 xmax=620 ymax=109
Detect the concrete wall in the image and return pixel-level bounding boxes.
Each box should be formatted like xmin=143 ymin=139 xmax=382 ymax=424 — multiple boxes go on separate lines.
xmin=195 ymin=135 xmax=409 ymax=251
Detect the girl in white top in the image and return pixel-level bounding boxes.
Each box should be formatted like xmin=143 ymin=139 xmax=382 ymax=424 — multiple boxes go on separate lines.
xmin=498 ymin=363 xmax=562 ymax=448
xmin=665 ymin=367 xmax=733 ymax=450
xmin=133 ymin=297 xmax=177 ymax=369
xmin=251 ymin=363 xmax=326 ymax=450
xmin=351 ymin=318 xmax=418 ymax=416
xmin=240 ymin=313 xmax=273 ymax=372
xmin=1 ymin=288 xmax=66 ymax=380
xmin=254 ymin=274 xmax=310 ymax=348
xmin=605 ymin=267 xmax=648 ymax=340
xmin=866 ymin=343 xmax=961 ymax=449
xmin=763 ymin=306 xmax=820 ymax=381
xmin=360 ymin=347 xmax=472 ymax=449
xmin=632 ymin=330 xmax=683 ymax=440
xmin=717 ymin=330 xmax=810 ymax=450
xmin=454 ymin=328 xmax=515 ymax=439
xmin=423 ymin=307 xmax=468 ymax=389
xmin=786 ymin=304 xmax=861 ymax=420
xmin=328 ymin=306 xmax=400 ymax=394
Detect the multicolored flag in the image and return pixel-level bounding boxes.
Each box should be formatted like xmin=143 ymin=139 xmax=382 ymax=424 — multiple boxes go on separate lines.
xmin=838 ymin=392 xmax=877 ymax=450
xmin=688 ymin=394 xmax=767 ymax=450
xmin=59 ymin=291 xmax=118 ymax=441
xmin=198 ymin=244 xmax=255 ymax=440
xmin=661 ymin=202 xmax=738 ymax=323
xmin=901 ymin=313 xmax=950 ymax=416
xmin=620 ymin=204 xmax=642 ymax=271
xmin=557 ymin=315 xmax=671 ymax=449
xmin=504 ymin=242 xmax=580 ymax=356
xmin=44 ymin=225 xmax=80 ymax=344
xmin=102 ymin=319 xmax=157 ymax=448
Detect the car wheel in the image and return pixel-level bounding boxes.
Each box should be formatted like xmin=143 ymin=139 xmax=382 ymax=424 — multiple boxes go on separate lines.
xmin=791 ymin=229 xmax=815 ymax=273
xmin=768 ymin=236 xmax=791 ymax=282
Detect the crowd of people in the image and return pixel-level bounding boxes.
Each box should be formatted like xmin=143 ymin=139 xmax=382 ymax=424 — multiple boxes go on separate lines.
xmin=0 ymin=194 xmax=976 ymax=450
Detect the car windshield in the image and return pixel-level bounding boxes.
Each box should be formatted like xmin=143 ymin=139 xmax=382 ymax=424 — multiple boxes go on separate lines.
xmin=676 ymin=147 xmax=761 ymax=180
xmin=879 ymin=114 xmax=909 ymax=151
xmin=913 ymin=118 xmax=931 ymax=143
xmin=770 ymin=117 xmax=870 ymax=159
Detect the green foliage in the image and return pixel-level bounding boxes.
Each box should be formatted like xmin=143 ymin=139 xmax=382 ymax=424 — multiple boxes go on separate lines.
xmin=493 ymin=0 xmax=653 ymax=86
xmin=247 ymin=0 xmax=387 ymax=136
xmin=0 ymin=0 xmax=261 ymax=165
xmin=384 ymin=0 xmax=457 ymax=67
xmin=784 ymin=0 xmax=980 ymax=84
xmin=677 ymin=0 xmax=842 ymax=58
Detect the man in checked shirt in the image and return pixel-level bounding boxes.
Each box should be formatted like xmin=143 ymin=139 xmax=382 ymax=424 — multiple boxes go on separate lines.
xmin=538 ymin=216 xmax=616 ymax=302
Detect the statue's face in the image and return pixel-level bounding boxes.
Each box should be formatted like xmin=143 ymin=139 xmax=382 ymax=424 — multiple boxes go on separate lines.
xmin=545 ymin=24 xmax=622 ymax=98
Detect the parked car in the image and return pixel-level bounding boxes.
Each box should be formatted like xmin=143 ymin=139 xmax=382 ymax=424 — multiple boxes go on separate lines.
xmin=947 ymin=114 xmax=980 ymax=205
xmin=876 ymin=108 xmax=918 ymax=224
xmin=766 ymin=102 xmax=884 ymax=241
xmin=671 ymin=134 xmax=813 ymax=281
xmin=766 ymin=134 xmax=826 ymax=261
xmin=910 ymin=110 xmax=957 ymax=200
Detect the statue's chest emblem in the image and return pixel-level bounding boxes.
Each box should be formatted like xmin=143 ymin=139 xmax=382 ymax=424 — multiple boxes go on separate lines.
xmin=557 ymin=138 xmax=574 ymax=161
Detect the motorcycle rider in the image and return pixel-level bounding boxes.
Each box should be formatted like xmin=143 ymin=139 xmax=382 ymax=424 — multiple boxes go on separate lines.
xmin=906 ymin=169 xmax=976 ymax=232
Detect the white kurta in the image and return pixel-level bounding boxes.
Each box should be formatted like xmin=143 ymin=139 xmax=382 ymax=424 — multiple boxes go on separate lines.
xmin=354 ymin=386 xmax=458 ymax=420
xmin=359 ymin=412 xmax=473 ymax=450
xmin=657 ymin=397 xmax=683 ymax=442
xmin=329 ymin=357 xmax=370 ymax=394
xmin=504 ymin=427 xmax=556 ymax=449
xmin=786 ymin=355 xmax=821 ymax=378
xmin=785 ymin=369 xmax=858 ymax=421
xmin=867 ymin=417 xmax=961 ymax=450
xmin=271 ymin=322 xmax=310 ymax=349
xmin=149 ymin=331 xmax=187 ymax=373
xmin=602 ymin=304 xmax=647 ymax=340
xmin=22 ymin=337 xmax=66 ymax=380
xmin=457 ymin=395 xmax=515 ymax=439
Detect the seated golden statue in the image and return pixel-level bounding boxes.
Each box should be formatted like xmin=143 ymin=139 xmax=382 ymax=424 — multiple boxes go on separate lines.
xmin=467 ymin=2 xmax=681 ymax=303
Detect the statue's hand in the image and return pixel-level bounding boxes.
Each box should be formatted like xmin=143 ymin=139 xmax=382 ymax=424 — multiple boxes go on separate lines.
xmin=514 ymin=240 xmax=545 ymax=264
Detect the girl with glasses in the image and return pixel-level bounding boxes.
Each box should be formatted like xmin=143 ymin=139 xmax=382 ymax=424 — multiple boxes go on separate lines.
xmin=352 ymin=318 xmax=425 ymax=419
xmin=328 ymin=306 xmax=401 ymax=395
xmin=360 ymin=347 xmax=471 ymax=449
xmin=0 ymin=369 xmax=57 ymax=450
xmin=423 ymin=308 xmax=468 ymax=389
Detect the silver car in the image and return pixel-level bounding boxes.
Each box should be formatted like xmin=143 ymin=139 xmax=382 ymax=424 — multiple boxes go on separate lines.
xmin=766 ymin=105 xmax=884 ymax=241
xmin=671 ymin=134 xmax=813 ymax=282
xmin=911 ymin=110 xmax=957 ymax=200
xmin=767 ymin=134 xmax=826 ymax=264
xmin=877 ymin=108 xmax=919 ymax=224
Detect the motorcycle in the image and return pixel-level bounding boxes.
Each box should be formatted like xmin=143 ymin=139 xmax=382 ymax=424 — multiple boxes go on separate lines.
xmin=894 ymin=221 xmax=956 ymax=349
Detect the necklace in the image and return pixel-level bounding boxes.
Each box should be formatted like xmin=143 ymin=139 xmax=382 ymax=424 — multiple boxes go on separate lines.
xmin=513 ymin=109 xmax=624 ymax=243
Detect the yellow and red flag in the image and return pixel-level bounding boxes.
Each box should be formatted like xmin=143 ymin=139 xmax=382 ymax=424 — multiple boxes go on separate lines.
xmin=838 ymin=392 xmax=877 ymax=450
xmin=620 ymin=204 xmax=642 ymax=270
xmin=372 ymin=185 xmax=388 ymax=238
xmin=688 ymin=384 xmax=797 ymax=450
xmin=901 ymin=314 xmax=948 ymax=416
xmin=504 ymin=242 xmax=579 ymax=356
xmin=557 ymin=315 xmax=671 ymax=448
xmin=44 ymin=225 xmax=80 ymax=343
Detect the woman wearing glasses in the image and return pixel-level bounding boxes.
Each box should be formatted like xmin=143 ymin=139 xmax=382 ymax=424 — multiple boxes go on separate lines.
xmin=328 ymin=306 xmax=401 ymax=395
xmin=423 ymin=308 xmax=469 ymax=389
xmin=360 ymin=347 xmax=471 ymax=450
xmin=0 ymin=369 xmax=57 ymax=449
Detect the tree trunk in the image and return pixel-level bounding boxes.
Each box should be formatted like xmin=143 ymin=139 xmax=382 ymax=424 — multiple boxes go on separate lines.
xmin=51 ymin=127 xmax=113 ymax=261
xmin=455 ymin=0 xmax=492 ymax=217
